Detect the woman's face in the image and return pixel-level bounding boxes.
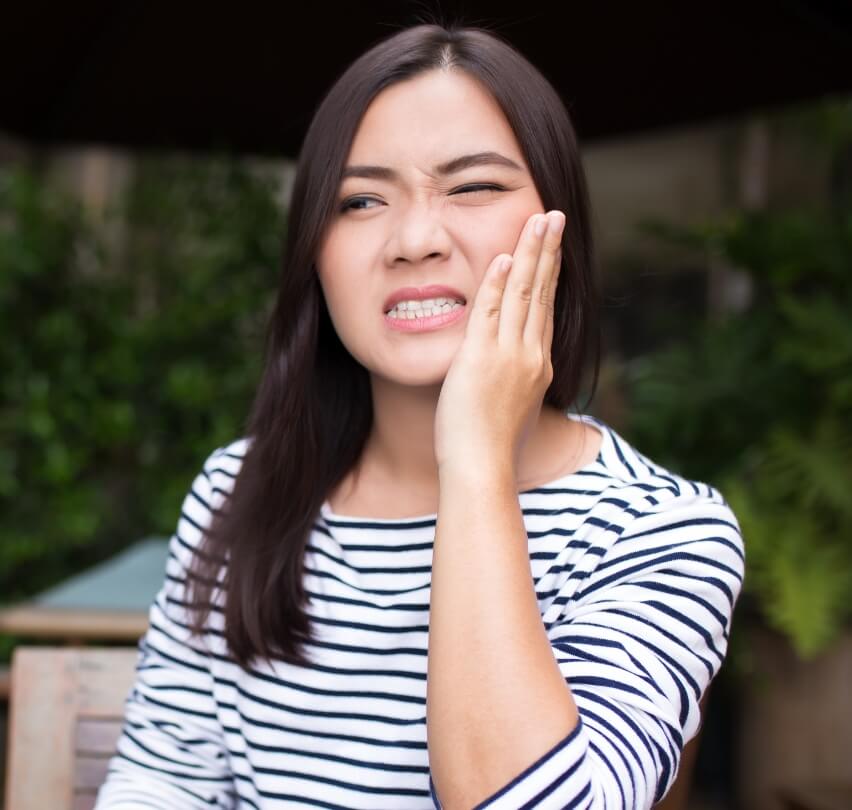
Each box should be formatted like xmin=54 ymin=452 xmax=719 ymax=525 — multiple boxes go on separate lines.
xmin=316 ymin=68 xmax=546 ymax=387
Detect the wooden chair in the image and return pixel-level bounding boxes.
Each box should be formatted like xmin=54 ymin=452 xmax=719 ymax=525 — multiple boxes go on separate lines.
xmin=4 ymin=646 xmax=138 ymax=810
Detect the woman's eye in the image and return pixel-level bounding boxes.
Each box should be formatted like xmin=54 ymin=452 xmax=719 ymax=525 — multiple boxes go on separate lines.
xmin=339 ymin=184 xmax=505 ymax=213
xmin=451 ymin=183 xmax=505 ymax=195
xmin=340 ymin=196 xmax=383 ymax=212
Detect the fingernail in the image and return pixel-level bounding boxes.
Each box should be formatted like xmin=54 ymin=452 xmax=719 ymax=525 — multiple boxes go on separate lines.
xmin=547 ymin=211 xmax=565 ymax=235
xmin=534 ymin=215 xmax=547 ymax=237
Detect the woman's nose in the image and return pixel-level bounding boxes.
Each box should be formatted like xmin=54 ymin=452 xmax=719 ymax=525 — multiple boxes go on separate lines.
xmin=386 ymin=202 xmax=452 ymax=266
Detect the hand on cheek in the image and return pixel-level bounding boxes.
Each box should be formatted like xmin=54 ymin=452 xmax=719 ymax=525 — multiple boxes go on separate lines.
xmin=434 ymin=209 xmax=566 ymax=475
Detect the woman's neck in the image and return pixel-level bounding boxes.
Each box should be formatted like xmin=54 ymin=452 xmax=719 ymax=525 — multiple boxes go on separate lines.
xmin=363 ymin=374 xmax=444 ymax=489
xmin=325 ymin=375 xmax=600 ymax=518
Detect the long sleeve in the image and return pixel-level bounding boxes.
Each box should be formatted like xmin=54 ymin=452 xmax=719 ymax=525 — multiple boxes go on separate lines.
xmin=431 ymin=485 xmax=744 ymax=810
xmin=95 ymin=448 xmax=237 ymax=809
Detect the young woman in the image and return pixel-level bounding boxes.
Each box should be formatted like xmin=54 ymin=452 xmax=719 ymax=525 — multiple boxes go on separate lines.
xmin=96 ymin=21 xmax=745 ymax=810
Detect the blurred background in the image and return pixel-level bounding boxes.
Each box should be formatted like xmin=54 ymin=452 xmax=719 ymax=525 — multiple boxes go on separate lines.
xmin=1 ymin=3 xmax=850 ymax=809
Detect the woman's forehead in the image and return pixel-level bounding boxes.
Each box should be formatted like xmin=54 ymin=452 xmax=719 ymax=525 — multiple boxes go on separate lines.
xmin=346 ymin=72 xmax=523 ymax=173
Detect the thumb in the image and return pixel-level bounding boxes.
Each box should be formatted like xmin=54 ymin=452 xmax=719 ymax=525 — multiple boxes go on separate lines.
xmin=465 ymin=254 xmax=513 ymax=341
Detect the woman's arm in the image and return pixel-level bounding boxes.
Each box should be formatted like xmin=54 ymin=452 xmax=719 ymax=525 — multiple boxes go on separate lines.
xmin=426 ymin=476 xmax=744 ymax=810
xmin=427 ymin=461 xmax=583 ymax=809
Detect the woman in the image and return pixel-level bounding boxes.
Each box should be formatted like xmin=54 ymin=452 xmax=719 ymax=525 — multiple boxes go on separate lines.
xmin=96 ymin=21 xmax=744 ymax=810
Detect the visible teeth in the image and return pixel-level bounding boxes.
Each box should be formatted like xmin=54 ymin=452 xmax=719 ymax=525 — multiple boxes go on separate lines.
xmin=387 ymin=301 xmax=464 ymax=319
xmin=394 ymin=297 xmax=459 ymax=312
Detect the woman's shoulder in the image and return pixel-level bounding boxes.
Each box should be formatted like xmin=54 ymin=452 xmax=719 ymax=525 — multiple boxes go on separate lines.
xmin=583 ymin=413 xmax=730 ymax=507
xmin=205 ymin=435 xmax=249 ymax=461
xmin=577 ymin=415 xmax=744 ymax=560
xmin=194 ymin=436 xmax=252 ymax=499
xmin=169 ymin=437 xmax=253 ymax=563
xmin=203 ymin=436 xmax=252 ymax=471
xmin=560 ymin=418 xmax=746 ymax=633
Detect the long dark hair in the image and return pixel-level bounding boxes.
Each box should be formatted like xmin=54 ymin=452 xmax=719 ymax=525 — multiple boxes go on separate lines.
xmin=186 ymin=20 xmax=601 ymax=669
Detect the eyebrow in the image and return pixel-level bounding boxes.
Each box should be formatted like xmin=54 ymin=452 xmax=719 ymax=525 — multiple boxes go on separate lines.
xmin=341 ymin=151 xmax=524 ymax=182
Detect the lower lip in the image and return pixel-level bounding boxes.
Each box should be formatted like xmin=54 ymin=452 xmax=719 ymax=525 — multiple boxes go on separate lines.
xmin=383 ymin=304 xmax=467 ymax=332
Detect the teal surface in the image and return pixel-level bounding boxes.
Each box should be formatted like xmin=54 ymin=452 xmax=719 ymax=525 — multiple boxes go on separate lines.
xmin=33 ymin=536 xmax=170 ymax=611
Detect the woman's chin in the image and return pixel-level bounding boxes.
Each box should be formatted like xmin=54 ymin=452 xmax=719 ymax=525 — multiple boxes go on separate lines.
xmin=369 ymin=355 xmax=454 ymax=388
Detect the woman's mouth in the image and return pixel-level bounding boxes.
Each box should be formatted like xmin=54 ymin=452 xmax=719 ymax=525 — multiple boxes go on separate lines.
xmin=384 ymin=298 xmax=467 ymax=332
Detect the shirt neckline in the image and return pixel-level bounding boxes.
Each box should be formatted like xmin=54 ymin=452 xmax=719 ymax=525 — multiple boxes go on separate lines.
xmin=319 ymin=412 xmax=611 ymax=525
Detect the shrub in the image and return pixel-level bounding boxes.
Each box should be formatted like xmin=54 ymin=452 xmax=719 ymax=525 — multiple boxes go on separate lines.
xmin=0 ymin=155 xmax=283 ymax=606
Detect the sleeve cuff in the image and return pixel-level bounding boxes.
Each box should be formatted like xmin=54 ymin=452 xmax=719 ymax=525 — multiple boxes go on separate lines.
xmin=430 ymin=719 xmax=593 ymax=810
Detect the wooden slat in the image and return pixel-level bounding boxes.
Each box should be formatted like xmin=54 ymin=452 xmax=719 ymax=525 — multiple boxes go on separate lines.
xmin=74 ymin=716 xmax=126 ymax=795
xmin=5 ymin=648 xmax=78 ymax=807
xmin=4 ymin=647 xmax=139 ymax=810
xmin=72 ymin=791 xmax=98 ymax=810
xmin=76 ymin=655 xmax=138 ymax=715
xmin=0 ymin=606 xmax=148 ymax=640
xmin=75 ymin=717 xmax=126 ymax=754
xmin=74 ymin=754 xmax=116 ymax=792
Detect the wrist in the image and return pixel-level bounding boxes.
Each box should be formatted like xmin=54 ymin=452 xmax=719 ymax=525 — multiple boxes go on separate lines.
xmin=438 ymin=453 xmax=517 ymax=491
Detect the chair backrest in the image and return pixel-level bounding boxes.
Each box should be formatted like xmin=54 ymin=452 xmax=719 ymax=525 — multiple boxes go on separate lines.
xmin=4 ymin=646 xmax=138 ymax=810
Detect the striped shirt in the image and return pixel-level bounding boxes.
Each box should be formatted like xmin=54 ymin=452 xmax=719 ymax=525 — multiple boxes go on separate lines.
xmin=95 ymin=412 xmax=745 ymax=809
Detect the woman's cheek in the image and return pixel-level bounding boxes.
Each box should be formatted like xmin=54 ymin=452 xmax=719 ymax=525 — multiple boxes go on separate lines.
xmin=471 ymin=202 xmax=531 ymax=253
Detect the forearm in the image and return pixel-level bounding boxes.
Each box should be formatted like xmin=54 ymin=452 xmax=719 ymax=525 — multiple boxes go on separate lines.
xmin=426 ymin=461 xmax=580 ymax=809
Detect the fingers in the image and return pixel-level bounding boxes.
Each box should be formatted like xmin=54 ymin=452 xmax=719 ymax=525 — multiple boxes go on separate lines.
xmin=466 ymin=209 xmax=565 ymax=354
xmin=523 ymin=211 xmax=565 ymax=349
xmin=464 ymin=252 xmax=514 ymax=342
xmin=542 ymin=244 xmax=562 ymax=357
xmin=498 ymin=213 xmax=548 ymax=344
xmin=499 ymin=210 xmax=565 ymax=346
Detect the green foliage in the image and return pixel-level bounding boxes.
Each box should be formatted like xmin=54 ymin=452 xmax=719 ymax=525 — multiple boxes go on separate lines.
xmin=723 ymin=418 xmax=852 ymax=657
xmin=0 ymin=155 xmax=283 ymax=606
xmin=624 ymin=113 xmax=852 ymax=657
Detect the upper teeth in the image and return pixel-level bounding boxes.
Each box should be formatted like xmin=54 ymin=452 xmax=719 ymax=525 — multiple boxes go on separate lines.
xmin=387 ymin=297 xmax=464 ymax=317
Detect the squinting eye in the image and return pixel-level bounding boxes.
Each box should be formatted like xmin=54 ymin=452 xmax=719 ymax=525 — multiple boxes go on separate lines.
xmin=451 ymin=184 xmax=505 ymax=195
xmin=339 ymin=183 xmax=505 ymax=213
